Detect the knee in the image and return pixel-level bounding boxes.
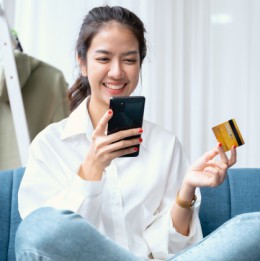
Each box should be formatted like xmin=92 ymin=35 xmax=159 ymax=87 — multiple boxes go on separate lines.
xmin=15 ymin=207 xmax=81 ymax=255
xmin=224 ymin=212 xmax=260 ymax=237
xmin=232 ymin=212 xmax=260 ymax=223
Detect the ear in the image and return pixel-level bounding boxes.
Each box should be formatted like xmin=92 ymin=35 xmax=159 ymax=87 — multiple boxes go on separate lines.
xmin=77 ymin=55 xmax=87 ymax=77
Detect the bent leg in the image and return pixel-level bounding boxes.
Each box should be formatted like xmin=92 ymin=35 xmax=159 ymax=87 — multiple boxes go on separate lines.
xmin=15 ymin=207 xmax=143 ymax=261
xmin=172 ymin=212 xmax=260 ymax=261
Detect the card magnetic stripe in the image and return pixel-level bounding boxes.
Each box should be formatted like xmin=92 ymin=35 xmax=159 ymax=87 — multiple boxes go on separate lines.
xmin=228 ymin=120 xmax=243 ymax=146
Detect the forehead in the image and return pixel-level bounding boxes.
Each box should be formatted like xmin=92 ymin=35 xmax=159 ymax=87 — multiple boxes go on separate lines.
xmin=88 ymin=22 xmax=139 ymax=54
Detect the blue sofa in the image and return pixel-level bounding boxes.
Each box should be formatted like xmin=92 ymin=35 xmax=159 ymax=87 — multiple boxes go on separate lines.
xmin=1 ymin=167 xmax=260 ymax=261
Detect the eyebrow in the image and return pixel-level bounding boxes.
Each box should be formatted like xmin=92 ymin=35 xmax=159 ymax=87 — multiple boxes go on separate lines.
xmin=95 ymin=50 xmax=139 ymax=56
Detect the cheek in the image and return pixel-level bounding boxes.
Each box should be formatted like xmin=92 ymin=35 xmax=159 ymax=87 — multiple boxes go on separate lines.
xmin=86 ymin=65 xmax=103 ymax=82
xmin=131 ymin=68 xmax=140 ymax=84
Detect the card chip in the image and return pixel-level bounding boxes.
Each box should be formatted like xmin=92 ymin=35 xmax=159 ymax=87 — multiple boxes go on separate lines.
xmin=212 ymin=119 xmax=245 ymax=152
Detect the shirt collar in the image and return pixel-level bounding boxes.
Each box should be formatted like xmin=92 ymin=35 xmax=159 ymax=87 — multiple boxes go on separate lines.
xmin=61 ymin=96 xmax=93 ymax=140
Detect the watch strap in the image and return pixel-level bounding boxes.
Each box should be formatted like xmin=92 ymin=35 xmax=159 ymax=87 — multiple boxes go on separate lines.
xmin=176 ymin=191 xmax=197 ymax=209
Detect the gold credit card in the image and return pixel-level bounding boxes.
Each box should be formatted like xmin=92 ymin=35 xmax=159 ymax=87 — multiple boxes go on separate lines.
xmin=212 ymin=119 xmax=245 ymax=152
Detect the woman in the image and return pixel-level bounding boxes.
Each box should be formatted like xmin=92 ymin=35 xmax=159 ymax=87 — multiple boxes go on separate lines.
xmin=15 ymin=5 xmax=259 ymax=261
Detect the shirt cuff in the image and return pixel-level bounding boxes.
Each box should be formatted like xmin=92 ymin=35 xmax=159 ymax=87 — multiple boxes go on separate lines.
xmin=168 ymin=206 xmax=203 ymax=256
xmin=70 ymin=172 xmax=106 ymax=198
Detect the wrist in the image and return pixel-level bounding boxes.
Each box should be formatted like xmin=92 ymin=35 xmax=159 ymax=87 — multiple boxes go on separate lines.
xmin=179 ymin=181 xmax=196 ymax=202
xmin=78 ymin=164 xmax=103 ymax=181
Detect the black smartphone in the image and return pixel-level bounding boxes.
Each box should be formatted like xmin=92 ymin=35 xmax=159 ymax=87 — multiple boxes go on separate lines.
xmin=108 ymin=96 xmax=145 ymax=157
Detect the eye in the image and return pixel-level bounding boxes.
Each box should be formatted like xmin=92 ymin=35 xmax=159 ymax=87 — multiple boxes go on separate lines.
xmin=124 ymin=59 xmax=137 ymax=64
xmin=96 ymin=57 xmax=110 ymax=63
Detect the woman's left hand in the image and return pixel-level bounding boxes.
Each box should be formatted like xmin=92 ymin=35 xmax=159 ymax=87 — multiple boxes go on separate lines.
xmin=183 ymin=144 xmax=237 ymax=190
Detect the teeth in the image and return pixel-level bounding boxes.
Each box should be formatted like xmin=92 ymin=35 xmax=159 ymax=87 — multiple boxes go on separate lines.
xmin=104 ymin=83 xmax=125 ymax=90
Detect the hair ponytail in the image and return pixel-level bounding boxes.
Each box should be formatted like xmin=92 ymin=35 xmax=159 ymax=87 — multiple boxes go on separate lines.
xmin=68 ymin=75 xmax=91 ymax=111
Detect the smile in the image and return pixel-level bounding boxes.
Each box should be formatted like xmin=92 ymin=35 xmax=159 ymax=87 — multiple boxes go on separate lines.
xmin=103 ymin=83 xmax=127 ymax=90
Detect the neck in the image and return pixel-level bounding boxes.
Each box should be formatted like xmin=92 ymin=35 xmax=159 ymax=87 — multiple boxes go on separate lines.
xmin=88 ymin=97 xmax=108 ymax=129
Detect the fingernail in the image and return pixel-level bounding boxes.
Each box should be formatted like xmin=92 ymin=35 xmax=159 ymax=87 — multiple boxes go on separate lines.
xmin=138 ymin=128 xmax=143 ymax=133
xmin=108 ymin=109 xmax=112 ymax=115
xmin=134 ymin=147 xmax=139 ymax=152
xmin=218 ymin=143 xmax=222 ymax=147
xmin=232 ymin=145 xmax=237 ymax=149
xmin=139 ymin=137 xmax=143 ymax=142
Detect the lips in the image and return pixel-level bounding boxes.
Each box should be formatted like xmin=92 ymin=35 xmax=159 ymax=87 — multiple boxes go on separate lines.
xmin=103 ymin=83 xmax=127 ymax=90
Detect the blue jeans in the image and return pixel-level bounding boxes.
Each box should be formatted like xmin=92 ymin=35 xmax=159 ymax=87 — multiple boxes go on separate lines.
xmin=15 ymin=208 xmax=260 ymax=261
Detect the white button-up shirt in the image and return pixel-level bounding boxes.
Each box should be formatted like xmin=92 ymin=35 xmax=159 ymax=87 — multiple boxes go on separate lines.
xmin=18 ymin=97 xmax=203 ymax=260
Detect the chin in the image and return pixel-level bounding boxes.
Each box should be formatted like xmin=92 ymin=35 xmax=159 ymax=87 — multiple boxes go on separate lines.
xmin=103 ymin=95 xmax=111 ymax=107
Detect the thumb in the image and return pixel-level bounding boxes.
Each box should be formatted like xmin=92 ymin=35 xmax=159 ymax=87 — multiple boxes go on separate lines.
xmin=95 ymin=109 xmax=113 ymax=135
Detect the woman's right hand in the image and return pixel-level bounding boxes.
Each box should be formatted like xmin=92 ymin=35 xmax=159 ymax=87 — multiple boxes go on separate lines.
xmin=78 ymin=109 xmax=143 ymax=181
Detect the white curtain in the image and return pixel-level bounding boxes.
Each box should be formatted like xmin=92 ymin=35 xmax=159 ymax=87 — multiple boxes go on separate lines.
xmin=10 ymin=0 xmax=260 ymax=167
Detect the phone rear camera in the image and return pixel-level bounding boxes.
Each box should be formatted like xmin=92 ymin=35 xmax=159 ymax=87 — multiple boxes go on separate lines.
xmin=114 ymin=102 xmax=124 ymax=112
xmin=119 ymin=102 xmax=125 ymax=112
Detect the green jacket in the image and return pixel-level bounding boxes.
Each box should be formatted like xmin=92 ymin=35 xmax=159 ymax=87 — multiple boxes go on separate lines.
xmin=0 ymin=51 xmax=70 ymax=170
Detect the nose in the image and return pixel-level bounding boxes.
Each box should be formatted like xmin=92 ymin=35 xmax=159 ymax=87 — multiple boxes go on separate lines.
xmin=108 ymin=60 xmax=125 ymax=79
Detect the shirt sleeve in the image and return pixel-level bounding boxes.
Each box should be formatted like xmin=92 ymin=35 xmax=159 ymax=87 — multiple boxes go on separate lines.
xmin=143 ymin=138 xmax=203 ymax=260
xmin=18 ymin=136 xmax=105 ymax=227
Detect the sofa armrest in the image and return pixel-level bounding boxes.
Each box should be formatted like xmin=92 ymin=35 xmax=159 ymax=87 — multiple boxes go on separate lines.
xmin=199 ymin=168 xmax=260 ymax=237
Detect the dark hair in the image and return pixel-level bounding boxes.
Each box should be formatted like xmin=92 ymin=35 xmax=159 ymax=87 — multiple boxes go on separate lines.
xmin=68 ymin=5 xmax=147 ymax=111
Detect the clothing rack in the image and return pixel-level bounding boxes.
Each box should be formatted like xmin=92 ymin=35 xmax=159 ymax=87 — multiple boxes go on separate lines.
xmin=0 ymin=4 xmax=30 ymax=166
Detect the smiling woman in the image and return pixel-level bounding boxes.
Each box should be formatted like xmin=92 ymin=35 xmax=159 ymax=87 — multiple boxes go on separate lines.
xmin=14 ymin=4 xmax=260 ymax=261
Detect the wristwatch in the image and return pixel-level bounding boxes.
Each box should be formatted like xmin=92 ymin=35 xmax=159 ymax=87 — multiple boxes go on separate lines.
xmin=176 ymin=191 xmax=197 ymax=209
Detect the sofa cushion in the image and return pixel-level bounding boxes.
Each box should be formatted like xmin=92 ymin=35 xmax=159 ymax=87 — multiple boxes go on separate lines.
xmin=0 ymin=168 xmax=24 ymax=261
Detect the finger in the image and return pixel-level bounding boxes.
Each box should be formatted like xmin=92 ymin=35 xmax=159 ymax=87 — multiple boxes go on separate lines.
xmin=217 ymin=143 xmax=229 ymax=164
xmin=111 ymin=146 xmax=140 ymax=158
xmin=99 ymin=143 xmax=140 ymax=164
xmin=95 ymin=109 xmax=113 ymax=135
xmin=203 ymin=166 xmax=221 ymax=184
xmin=190 ymin=147 xmax=219 ymax=171
xmin=204 ymin=166 xmax=226 ymax=184
xmin=108 ymin=127 xmax=143 ymax=144
xmin=228 ymin=145 xmax=237 ymax=167
xmin=106 ymin=136 xmax=142 ymax=154
xmin=204 ymin=166 xmax=219 ymax=175
xmin=206 ymin=160 xmax=228 ymax=170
